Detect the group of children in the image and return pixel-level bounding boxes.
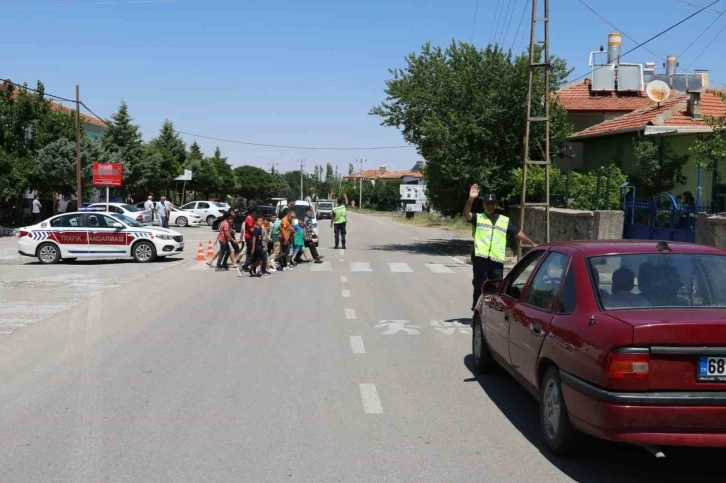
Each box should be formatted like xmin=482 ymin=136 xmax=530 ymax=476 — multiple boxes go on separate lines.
xmin=208 ymin=206 xmax=323 ymax=279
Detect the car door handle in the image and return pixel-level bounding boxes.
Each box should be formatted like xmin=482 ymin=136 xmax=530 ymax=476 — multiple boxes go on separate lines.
xmin=530 ymin=323 xmax=544 ymax=337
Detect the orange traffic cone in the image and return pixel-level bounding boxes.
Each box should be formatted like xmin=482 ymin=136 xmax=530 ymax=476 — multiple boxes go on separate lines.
xmin=196 ymin=242 xmax=205 ymax=261
xmin=207 ymin=240 xmax=214 ymax=257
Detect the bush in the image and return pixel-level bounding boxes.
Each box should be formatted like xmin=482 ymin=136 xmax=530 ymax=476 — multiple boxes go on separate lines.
xmin=509 ymin=165 xmax=626 ymax=210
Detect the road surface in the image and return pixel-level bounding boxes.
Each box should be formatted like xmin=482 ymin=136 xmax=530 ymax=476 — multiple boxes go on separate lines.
xmin=0 ymin=212 xmax=721 ymax=482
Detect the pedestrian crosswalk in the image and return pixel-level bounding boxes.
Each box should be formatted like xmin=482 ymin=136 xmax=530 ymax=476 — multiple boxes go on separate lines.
xmin=188 ymin=260 xmax=465 ymax=274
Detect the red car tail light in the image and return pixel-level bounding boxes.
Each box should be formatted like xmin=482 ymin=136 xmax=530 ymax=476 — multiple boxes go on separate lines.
xmin=19 ymin=230 xmax=29 ymax=238
xmin=607 ymin=350 xmax=650 ymax=391
xmin=136 ymin=215 xmax=143 ymax=221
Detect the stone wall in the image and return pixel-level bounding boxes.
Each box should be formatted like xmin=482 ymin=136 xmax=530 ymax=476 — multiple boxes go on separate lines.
xmin=696 ymin=213 xmax=726 ymax=249
xmin=507 ymin=206 xmax=624 ymax=244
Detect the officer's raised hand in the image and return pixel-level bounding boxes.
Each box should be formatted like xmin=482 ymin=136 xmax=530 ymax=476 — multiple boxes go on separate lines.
xmin=464 ymin=184 xmax=479 ymax=221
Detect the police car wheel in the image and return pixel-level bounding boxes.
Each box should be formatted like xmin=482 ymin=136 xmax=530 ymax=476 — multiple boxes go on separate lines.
xmin=37 ymin=242 xmax=60 ymax=264
xmin=176 ymin=216 xmax=188 ymax=227
xmin=206 ymin=215 xmax=216 ymax=226
xmin=133 ymin=241 xmax=157 ymax=263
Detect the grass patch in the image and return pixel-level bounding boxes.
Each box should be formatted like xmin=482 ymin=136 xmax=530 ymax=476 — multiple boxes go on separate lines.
xmin=398 ymin=212 xmax=471 ymax=235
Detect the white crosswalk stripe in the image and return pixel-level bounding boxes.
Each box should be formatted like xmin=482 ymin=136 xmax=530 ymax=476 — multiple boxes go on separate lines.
xmin=426 ymin=263 xmax=455 ymax=274
xmin=388 ymin=262 xmax=412 ymax=273
xmin=310 ymin=261 xmax=333 ymax=272
xmin=349 ymin=262 xmax=372 ymax=272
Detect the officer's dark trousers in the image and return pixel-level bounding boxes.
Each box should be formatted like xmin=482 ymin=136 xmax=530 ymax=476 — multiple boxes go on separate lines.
xmin=472 ymin=254 xmax=504 ymax=308
xmin=334 ymin=222 xmax=346 ymax=248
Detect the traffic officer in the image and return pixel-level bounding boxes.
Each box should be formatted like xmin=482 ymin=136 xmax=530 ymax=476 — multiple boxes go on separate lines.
xmin=331 ymin=193 xmax=348 ymax=249
xmin=463 ymin=184 xmax=537 ymax=310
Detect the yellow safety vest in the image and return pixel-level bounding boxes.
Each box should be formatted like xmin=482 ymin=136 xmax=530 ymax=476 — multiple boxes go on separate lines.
xmin=332 ymin=205 xmax=347 ymax=224
xmin=474 ymin=213 xmax=508 ymax=263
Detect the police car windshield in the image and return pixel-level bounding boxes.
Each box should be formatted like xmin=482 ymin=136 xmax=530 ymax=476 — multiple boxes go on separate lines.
xmin=111 ymin=214 xmax=143 ymax=227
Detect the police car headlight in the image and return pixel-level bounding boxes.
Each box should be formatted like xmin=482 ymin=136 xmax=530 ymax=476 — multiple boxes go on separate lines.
xmin=157 ymin=234 xmax=173 ymax=240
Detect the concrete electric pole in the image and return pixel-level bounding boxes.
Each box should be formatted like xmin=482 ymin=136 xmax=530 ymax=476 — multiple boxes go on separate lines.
xmin=518 ymin=0 xmax=551 ymax=258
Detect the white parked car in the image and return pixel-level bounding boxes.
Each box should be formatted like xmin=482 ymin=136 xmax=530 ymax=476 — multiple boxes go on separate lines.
xmin=275 ymin=200 xmax=319 ymax=246
xmin=180 ymin=201 xmax=228 ymax=226
xmin=17 ymin=212 xmax=184 ymax=264
xmin=88 ymin=202 xmax=153 ymax=225
xmin=133 ymin=202 xmax=201 ymax=227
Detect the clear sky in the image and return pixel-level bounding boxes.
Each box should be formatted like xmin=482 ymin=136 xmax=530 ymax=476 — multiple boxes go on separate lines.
xmin=4 ymin=0 xmax=725 ymax=173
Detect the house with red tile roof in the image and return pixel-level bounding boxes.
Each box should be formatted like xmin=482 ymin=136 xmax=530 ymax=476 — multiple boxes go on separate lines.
xmin=344 ymin=161 xmax=425 ymax=185
xmin=566 ymin=89 xmax=726 ymax=210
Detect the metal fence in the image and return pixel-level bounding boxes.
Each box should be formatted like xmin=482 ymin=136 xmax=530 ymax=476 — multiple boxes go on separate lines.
xmin=621 ymin=191 xmax=712 ymax=243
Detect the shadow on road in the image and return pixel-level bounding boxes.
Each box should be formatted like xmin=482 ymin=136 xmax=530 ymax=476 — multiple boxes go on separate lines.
xmin=444 ymin=317 xmax=472 ymax=326
xmin=462 ymin=354 xmax=724 ymax=482
xmin=370 ymin=238 xmax=472 ymax=259
xmin=22 ymin=257 xmax=186 ymax=266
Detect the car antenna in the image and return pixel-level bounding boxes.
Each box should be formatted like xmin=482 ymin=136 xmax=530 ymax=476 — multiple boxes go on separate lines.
xmin=656 ymin=241 xmax=672 ymax=252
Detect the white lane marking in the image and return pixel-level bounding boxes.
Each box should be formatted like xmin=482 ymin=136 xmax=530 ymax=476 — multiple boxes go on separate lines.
xmin=374 ymin=219 xmax=386 ymax=225
xmin=426 ymin=263 xmax=455 ymax=274
xmin=349 ymin=336 xmax=366 ymax=354
xmin=340 ymin=250 xmax=345 ymax=256
xmin=388 ymin=262 xmax=413 ymax=273
xmin=342 ymin=289 xmax=351 ymax=298
xmin=340 ymin=259 xmax=345 ymax=263
xmin=310 ymin=261 xmax=332 ymax=272
xmin=340 ymin=276 xmax=348 ymax=283
xmin=375 ymin=320 xmax=421 ymax=335
xmin=350 ymin=262 xmax=372 ymax=272
xmin=359 ymin=384 xmax=383 ymax=414
xmin=345 ymin=309 xmax=357 ymax=320
xmin=430 ymin=319 xmax=473 ymax=335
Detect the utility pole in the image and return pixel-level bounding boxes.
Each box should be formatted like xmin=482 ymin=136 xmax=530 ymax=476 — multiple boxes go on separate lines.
xmin=518 ymin=0 xmax=550 ymax=259
xmin=75 ymin=85 xmax=82 ymax=207
xmin=300 ymin=159 xmax=305 ymax=199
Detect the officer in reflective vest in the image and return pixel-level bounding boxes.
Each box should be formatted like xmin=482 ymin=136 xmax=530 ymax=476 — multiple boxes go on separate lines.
xmin=330 ymin=193 xmax=348 ymax=249
xmin=463 ymin=184 xmax=537 ymax=310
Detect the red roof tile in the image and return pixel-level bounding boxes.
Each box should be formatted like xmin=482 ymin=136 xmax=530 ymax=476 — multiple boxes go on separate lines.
xmin=568 ymin=90 xmax=726 ymax=139
xmin=556 ymin=79 xmax=652 ymax=112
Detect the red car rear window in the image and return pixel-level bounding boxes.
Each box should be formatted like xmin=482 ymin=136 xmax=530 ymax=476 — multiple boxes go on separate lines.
xmin=589 ymin=253 xmax=726 ymax=310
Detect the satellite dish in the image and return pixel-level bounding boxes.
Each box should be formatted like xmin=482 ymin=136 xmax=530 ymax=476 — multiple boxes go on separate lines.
xmin=646 ymin=80 xmax=671 ymax=104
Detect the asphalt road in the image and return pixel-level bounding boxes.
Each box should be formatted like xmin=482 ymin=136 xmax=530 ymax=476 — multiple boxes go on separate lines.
xmin=0 ymin=212 xmax=723 ymax=482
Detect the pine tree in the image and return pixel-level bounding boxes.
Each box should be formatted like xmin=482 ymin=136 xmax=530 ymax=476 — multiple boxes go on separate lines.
xmin=102 ymin=101 xmax=147 ymax=194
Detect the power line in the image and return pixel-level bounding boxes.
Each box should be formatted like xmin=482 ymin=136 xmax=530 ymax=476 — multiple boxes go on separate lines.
xmin=499 ymin=0 xmax=519 ymax=47
xmin=566 ymin=0 xmax=718 ymax=84
xmin=511 ymin=0 xmax=530 ymax=52
xmin=686 ymin=19 xmax=726 ymax=70
xmin=80 ymin=102 xmax=111 ymax=126
xmin=0 ymin=77 xmax=77 ymax=103
xmin=173 ymin=131 xmax=414 ymax=151
xmin=674 ymin=0 xmax=725 ymax=15
xmin=488 ymin=0 xmax=505 ymax=46
xmin=576 ymin=0 xmax=665 ymax=61
xmin=679 ymin=7 xmax=726 ymax=58
xmin=470 ymin=0 xmax=480 ymax=42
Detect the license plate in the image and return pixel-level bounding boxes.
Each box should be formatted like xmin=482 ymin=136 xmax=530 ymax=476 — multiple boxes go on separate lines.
xmin=697 ymin=357 xmax=726 ymax=382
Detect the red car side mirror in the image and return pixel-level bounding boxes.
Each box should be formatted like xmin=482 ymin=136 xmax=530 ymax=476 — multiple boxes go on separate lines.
xmin=481 ymin=279 xmax=503 ymax=295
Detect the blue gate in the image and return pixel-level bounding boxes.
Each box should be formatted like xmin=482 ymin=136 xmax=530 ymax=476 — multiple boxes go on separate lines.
xmin=621 ymin=191 xmax=707 ymax=243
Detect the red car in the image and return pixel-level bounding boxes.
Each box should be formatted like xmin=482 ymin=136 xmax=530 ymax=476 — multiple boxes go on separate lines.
xmin=472 ymin=240 xmax=726 ymax=455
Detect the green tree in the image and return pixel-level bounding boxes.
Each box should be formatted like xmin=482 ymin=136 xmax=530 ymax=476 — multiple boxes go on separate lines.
xmin=0 ymin=80 xmax=76 ymax=197
xmin=188 ymin=141 xmax=203 ymax=160
xmin=691 ymin=92 xmax=726 ymax=188
xmin=632 ymin=139 xmax=688 ymax=197
xmin=369 ymin=179 xmax=401 ymax=211
xmin=370 ymin=41 xmax=573 ymax=216
xmin=325 ymin=163 xmax=334 ymax=181
xmin=348 ymin=163 xmax=354 ymax=175
xmin=102 ymin=101 xmax=148 ymax=193
xmin=234 ymin=165 xmax=279 ymax=202
xmin=150 ymin=119 xmax=186 ymax=186
xmin=208 ymin=147 xmax=234 ymax=199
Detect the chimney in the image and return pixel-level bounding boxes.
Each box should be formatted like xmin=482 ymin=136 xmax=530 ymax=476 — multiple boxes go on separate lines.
xmin=379 ymin=165 xmax=387 ymax=173
xmin=607 ymin=33 xmax=622 ymax=65
xmin=687 ymin=91 xmax=702 ymax=120
xmin=695 ymin=69 xmax=710 ymax=88
xmin=666 ymin=55 xmax=678 ymax=78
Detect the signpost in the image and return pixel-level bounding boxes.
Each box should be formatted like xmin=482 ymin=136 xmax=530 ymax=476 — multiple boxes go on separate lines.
xmin=174 ymin=169 xmax=193 ymax=205
xmin=92 ymin=162 xmax=123 ymax=212
xmin=400 ymin=184 xmax=427 ymax=217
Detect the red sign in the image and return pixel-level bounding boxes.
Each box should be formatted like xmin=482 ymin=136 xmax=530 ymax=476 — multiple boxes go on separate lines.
xmin=93 ymin=163 xmax=123 ymax=186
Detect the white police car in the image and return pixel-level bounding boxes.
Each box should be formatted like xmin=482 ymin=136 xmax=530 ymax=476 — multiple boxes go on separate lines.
xmin=17 ymin=210 xmax=184 ymax=264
